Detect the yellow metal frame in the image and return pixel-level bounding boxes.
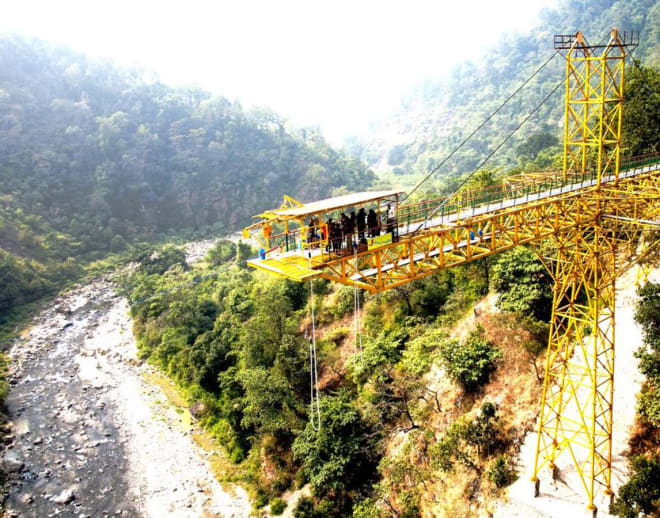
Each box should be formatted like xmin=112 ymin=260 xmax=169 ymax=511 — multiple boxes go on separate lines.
xmin=562 ymin=31 xmax=625 ymax=185
xmin=532 ymin=30 xmax=631 ymax=511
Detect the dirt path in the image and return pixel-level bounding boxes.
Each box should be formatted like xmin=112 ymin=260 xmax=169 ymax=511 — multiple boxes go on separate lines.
xmin=2 ymin=276 xmax=252 ymax=518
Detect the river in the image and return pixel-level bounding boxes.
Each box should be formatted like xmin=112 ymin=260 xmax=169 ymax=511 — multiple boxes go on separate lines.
xmin=2 ymin=272 xmax=252 ymax=517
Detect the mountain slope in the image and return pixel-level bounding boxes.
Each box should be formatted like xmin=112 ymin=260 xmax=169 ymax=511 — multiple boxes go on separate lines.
xmin=351 ymin=0 xmax=660 ymax=188
xmin=0 ymin=36 xmax=375 ymax=321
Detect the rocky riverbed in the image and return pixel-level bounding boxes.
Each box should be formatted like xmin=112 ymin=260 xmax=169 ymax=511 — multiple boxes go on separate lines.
xmin=2 ymin=276 xmax=251 ymax=517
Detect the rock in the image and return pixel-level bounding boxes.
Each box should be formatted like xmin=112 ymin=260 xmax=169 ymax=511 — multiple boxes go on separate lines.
xmin=3 ymin=450 xmax=24 ymax=473
xmin=189 ymin=401 xmax=208 ymax=419
xmin=33 ymin=437 xmax=43 ymax=445
xmin=52 ymin=488 xmax=76 ymax=504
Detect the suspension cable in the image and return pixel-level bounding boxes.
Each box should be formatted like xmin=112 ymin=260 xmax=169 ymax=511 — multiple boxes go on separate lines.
xmin=402 ymin=50 xmax=559 ymax=203
xmin=413 ymin=78 xmax=564 ymax=233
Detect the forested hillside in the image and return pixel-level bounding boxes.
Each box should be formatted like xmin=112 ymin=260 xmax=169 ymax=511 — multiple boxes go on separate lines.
xmin=349 ymin=0 xmax=660 ymax=187
xmin=0 ymin=36 xmax=374 ymax=322
xmin=120 ymin=237 xmax=553 ymax=517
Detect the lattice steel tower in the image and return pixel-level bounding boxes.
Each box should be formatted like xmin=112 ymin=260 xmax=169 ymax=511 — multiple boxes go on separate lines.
xmin=532 ymin=29 xmax=640 ymax=514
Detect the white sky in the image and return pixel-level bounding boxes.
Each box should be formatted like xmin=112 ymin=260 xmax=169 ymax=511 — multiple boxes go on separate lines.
xmin=2 ymin=0 xmax=557 ymax=144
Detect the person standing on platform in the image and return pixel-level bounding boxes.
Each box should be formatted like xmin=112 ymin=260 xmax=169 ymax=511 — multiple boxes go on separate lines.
xmin=346 ymin=211 xmax=356 ymax=253
xmin=386 ymin=204 xmax=395 ymax=235
xmin=263 ymin=221 xmax=272 ymax=248
xmin=341 ymin=213 xmax=350 ymax=252
xmin=357 ymin=207 xmax=366 ymax=239
xmin=367 ymin=209 xmax=378 ymax=237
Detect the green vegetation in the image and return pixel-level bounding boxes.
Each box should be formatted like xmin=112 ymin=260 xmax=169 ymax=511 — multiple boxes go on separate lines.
xmin=292 ymin=392 xmax=380 ymax=498
xmin=633 ymin=282 xmax=660 ymax=428
xmin=611 ymin=456 xmax=660 ymax=518
xmin=0 ymin=35 xmax=374 ymax=329
xmin=491 ymin=247 xmax=553 ymax=321
xmin=429 ymin=402 xmax=505 ymax=473
xmin=622 ymin=64 xmax=660 ymax=156
xmin=611 ymin=282 xmax=660 ymax=516
xmin=270 ymin=497 xmax=287 ymax=515
xmin=1 ymin=0 xmax=657 ymax=515
xmin=438 ymin=326 xmax=501 ymax=393
xmin=487 ymin=454 xmax=517 ymax=488
xmin=117 ymin=235 xmax=543 ymax=515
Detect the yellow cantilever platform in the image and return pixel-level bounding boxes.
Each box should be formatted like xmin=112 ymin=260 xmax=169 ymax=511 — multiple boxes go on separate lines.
xmin=248 ymin=254 xmax=320 ymax=282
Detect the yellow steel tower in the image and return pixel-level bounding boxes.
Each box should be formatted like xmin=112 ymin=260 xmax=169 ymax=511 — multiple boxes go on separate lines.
xmin=532 ymin=29 xmax=639 ymax=513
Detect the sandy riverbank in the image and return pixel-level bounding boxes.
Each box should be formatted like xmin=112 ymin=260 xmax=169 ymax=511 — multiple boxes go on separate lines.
xmin=2 ymin=276 xmax=252 ymax=517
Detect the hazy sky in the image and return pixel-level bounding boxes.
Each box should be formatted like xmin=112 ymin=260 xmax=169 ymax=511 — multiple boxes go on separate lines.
xmin=2 ymin=0 xmax=557 ymax=144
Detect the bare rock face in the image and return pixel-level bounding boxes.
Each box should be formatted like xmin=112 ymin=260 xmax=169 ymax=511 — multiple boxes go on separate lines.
xmin=52 ymin=488 xmax=75 ymax=504
xmin=189 ymin=401 xmax=209 ymax=419
xmin=3 ymin=450 xmax=24 ymax=473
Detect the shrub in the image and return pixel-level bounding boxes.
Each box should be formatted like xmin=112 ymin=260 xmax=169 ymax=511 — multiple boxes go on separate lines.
xmin=270 ymin=497 xmax=287 ymax=515
xmin=438 ymin=325 xmax=501 ymax=392
xmin=487 ymin=454 xmax=517 ymax=488
xmin=610 ymin=456 xmax=660 ymax=517
xmin=463 ymin=402 xmax=503 ymax=457
xmin=402 ymin=328 xmax=444 ymax=375
xmin=205 ymin=239 xmax=237 ymax=266
xmin=292 ymin=392 xmax=380 ymax=497
xmin=293 ymin=497 xmax=316 ymax=518
xmin=637 ymin=385 xmax=660 ymax=427
xmin=327 ymin=285 xmax=357 ymax=320
xmin=635 ymin=282 xmax=660 ymax=350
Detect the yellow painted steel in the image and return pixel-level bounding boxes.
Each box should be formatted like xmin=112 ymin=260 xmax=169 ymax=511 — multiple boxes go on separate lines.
xmin=532 ymin=29 xmax=633 ymax=512
xmin=245 ymin=28 xmax=656 ymax=512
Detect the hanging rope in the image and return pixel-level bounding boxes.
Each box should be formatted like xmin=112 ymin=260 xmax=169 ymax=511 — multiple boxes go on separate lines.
xmin=353 ymin=244 xmax=364 ymax=366
xmin=307 ymin=255 xmax=321 ymax=431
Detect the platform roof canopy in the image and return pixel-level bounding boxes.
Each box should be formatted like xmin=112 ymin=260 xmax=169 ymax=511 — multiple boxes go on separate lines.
xmin=266 ymin=190 xmax=405 ymax=220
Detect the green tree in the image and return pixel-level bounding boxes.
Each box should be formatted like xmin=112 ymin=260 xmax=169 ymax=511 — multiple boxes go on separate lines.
xmin=634 ymin=282 xmax=660 ymax=350
xmin=491 ymin=247 xmax=553 ymax=321
xmin=622 ymin=63 xmax=660 ymax=156
xmin=611 ymin=456 xmax=660 ymax=518
xmin=205 ymin=239 xmax=237 ymax=266
xmin=292 ymin=392 xmax=380 ymax=497
xmin=516 ymin=131 xmax=558 ymax=161
xmin=438 ymin=325 xmax=501 ymax=392
xmin=239 ymin=368 xmax=301 ymax=437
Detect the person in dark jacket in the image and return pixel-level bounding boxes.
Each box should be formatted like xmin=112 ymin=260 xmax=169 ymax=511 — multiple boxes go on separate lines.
xmin=326 ymin=218 xmax=334 ymax=252
xmin=341 ymin=213 xmax=350 ymax=252
xmin=356 ymin=207 xmax=366 ymax=239
xmin=332 ymin=221 xmax=342 ymax=253
xmin=367 ymin=209 xmax=378 ymax=237
xmin=344 ymin=212 xmax=355 ymax=253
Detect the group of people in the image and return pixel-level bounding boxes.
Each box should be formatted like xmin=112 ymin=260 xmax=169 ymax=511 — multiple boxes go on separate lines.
xmin=307 ymin=204 xmax=397 ymax=255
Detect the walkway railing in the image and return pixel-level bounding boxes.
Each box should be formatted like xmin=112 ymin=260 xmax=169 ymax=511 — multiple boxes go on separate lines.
xmin=398 ymin=152 xmax=660 ymax=232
